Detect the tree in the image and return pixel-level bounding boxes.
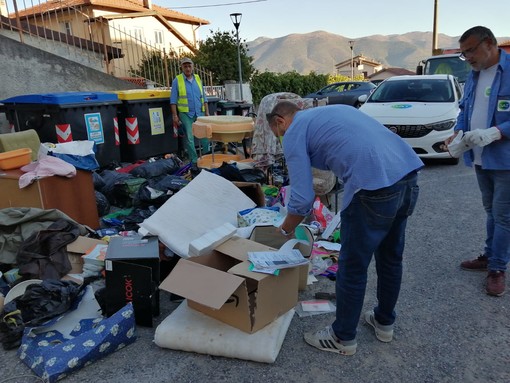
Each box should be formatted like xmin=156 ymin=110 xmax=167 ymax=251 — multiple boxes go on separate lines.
xmin=129 ymin=50 xmax=169 ymax=87
xmin=194 ymin=29 xmax=255 ymax=85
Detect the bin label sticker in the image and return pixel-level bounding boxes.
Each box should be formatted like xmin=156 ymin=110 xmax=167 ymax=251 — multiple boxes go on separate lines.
xmin=113 ymin=117 xmax=120 ymax=146
xmin=126 ymin=117 xmax=140 ymax=145
xmin=84 ymin=113 xmax=105 ymax=144
xmin=55 ymin=124 xmax=73 ymax=143
xmin=149 ymin=107 xmax=165 ymax=135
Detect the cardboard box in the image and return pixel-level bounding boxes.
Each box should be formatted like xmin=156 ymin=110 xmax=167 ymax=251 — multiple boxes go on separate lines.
xmin=233 ymin=181 xmax=265 ymax=207
xmin=249 ymin=225 xmax=314 ymax=291
xmin=66 ymin=236 xmax=108 ymax=274
xmin=159 ymin=236 xmax=300 ymax=333
xmin=104 ymin=235 xmax=160 ymax=327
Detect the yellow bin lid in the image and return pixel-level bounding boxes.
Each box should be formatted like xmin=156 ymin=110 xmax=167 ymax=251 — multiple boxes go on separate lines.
xmin=114 ymin=89 xmax=171 ymax=100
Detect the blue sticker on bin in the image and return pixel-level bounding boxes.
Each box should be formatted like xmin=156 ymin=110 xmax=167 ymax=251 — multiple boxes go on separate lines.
xmin=84 ymin=113 xmax=105 ymax=144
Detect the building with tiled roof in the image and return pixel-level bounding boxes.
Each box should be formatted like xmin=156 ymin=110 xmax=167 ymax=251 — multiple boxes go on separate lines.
xmin=335 ymin=55 xmax=383 ymax=79
xmin=1 ymin=0 xmax=210 ymax=79
xmin=368 ymin=67 xmax=416 ymax=83
xmin=9 ymin=0 xmax=208 ymax=52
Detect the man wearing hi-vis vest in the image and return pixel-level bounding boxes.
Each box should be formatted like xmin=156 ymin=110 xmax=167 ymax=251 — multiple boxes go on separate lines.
xmin=170 ymin=57 xmax=209 ymax=173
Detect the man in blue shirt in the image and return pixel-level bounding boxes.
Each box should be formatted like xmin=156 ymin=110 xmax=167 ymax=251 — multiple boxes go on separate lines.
xmin=444 ymin=26 xmax=510 ymax=297
xmin=170 ymin=58 xmax=209 ymax=172
xmin=267 ymin=101 xmax=423 ymax=355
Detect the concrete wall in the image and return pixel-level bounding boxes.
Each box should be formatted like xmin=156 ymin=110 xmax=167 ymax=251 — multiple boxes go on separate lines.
xmin=0 ymin=35 xmax=137 ymax=99
xmin=0 ymin=34 xmax=140 ymax=132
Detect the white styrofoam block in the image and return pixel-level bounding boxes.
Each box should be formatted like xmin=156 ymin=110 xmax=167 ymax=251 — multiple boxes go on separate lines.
xmin=188 ymin=222 xmax=237 ymax=257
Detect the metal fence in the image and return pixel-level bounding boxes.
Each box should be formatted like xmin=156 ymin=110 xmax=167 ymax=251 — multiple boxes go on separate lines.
xmin=0 ymin=0 xmax=217 ymax=90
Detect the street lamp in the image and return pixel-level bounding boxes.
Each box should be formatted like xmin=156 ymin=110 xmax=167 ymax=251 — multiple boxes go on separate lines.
xmin=230 ymin=12 xmax=243 ymax=101
xmin=348 ymin=40 xmax=355 ymax=79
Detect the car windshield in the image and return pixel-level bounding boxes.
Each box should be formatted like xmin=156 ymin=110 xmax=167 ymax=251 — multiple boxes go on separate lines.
xmin=368 ymin=79 xmax=454 ymax=103
xmin=424 ymin=57 xmax=472 ymax=83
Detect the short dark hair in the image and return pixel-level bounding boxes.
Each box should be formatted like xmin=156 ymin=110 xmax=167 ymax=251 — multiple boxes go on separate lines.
xmin=270 ymin=101 xmax=300 ymax=117
xmin=267 ymin=101 xmax=300 ymax=127
xmin=459 ymin=26 xmax=497 ymax=46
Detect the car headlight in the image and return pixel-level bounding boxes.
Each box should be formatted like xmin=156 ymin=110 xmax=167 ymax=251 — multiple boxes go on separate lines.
xmin=425 ymin=119 xmax=457 ymax=131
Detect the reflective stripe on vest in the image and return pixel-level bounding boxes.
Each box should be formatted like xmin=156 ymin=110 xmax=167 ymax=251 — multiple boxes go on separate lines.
xmin=176 ymin=73 xmax=205 ymax=113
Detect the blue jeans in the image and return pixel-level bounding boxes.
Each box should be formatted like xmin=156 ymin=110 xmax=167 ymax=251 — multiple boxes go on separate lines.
xmin=332 ymin=171 xmax=419 ymax=341
xmin=179 ymin=112 xmax=209 ymax=164
xmin=475 ymin=166 xmax=510 ymax=271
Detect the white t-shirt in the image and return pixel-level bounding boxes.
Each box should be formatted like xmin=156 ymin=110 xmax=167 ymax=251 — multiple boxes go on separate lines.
xmin=471 ymin=63 xmax=497 ymax=165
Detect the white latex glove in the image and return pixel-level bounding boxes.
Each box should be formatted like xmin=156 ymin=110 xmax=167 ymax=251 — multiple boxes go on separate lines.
xmin=447 ymin=131 xmax=475 ymax=158
xmin=464 ymin=127 xmax=502 ymax=147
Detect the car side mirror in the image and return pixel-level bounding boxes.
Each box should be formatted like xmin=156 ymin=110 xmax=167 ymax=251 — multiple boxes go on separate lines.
xmin=358 ymin=94 xmax=368 ymax=103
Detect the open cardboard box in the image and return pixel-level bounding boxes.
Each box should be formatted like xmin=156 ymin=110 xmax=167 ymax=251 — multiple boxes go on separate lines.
xmin=159 ymin=236 xmax=300 ymax=334
xmin=66 ymin=236 xmax=108 ymax=274
xmin=232 ymin=181 xmax=265 ymax=207
xmin=249 ymin=225 xmax=314 ymax=291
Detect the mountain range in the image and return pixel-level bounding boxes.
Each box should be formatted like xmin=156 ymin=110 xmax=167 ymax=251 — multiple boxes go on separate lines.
xmin=246 ymin=31 xmax=510 ymax=74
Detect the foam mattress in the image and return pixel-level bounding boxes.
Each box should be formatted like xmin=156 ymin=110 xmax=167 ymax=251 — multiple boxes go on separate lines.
xmin=154 ymin=301 xmax=295 ymax=363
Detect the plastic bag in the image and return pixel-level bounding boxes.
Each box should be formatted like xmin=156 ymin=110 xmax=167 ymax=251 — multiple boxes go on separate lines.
xmin=237 ymin=206 xmax=282 ymax=227
xmin=312 ymin=197 xmax=335 ymax=231
xmin=0 ymin=279 xmax=83 ymax=350
xmin=129 ymin=157 xmax=180 ymax=178
xmin=39 ymin=141 xmax=100 ymax=170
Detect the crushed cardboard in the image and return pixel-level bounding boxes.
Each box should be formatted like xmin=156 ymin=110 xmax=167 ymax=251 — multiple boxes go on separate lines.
xmin=66 ymin=236 xmax=108 ymax=274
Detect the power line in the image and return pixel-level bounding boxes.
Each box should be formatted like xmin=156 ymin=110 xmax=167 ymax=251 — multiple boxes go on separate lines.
xmin=171 ymin=0 xmax=267 ymax=9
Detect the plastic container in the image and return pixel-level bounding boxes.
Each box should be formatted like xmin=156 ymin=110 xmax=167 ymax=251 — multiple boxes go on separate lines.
xmin=0 ymin=147 xmax=32 ymax=170
xmin=1 ymin=92 xmax=122 ymax=167
xmin=114 ymin=89 xmax=176 ymax=162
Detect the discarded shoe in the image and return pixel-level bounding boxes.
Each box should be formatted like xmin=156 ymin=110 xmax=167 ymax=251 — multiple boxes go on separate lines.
xmin=303 ymin=325 xmax=357 ymax=355
xmin=364 ymin=310 xmax=394 ymax=342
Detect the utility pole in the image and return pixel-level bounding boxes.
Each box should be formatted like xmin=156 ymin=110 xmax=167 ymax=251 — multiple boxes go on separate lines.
xmin=432 ymin=0 xmax=439 ymax=55
xmin=349 ymin=40 xmax=355 ymax=79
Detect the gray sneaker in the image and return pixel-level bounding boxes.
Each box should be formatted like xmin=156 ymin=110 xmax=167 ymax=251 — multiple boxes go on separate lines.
xmin=303 ymin=326 xmax=357 ymax=355
xmin=364 ymin=310 xmax=394 ymax=342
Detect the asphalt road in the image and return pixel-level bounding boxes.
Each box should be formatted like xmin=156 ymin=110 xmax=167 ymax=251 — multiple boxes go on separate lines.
xmin=2 ymin=160 xmax=509 ymax=383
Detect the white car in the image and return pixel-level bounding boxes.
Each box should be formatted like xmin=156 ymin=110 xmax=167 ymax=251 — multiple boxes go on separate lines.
xmin=359 ymin=74 xmax=463 ymax=164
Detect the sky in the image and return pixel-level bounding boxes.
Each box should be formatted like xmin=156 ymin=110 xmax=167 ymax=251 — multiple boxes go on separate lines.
xmin=163 ymin=0 xmax=509 ymax=42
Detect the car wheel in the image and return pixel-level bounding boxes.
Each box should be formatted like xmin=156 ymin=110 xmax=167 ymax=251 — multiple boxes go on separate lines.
xmin=354 ymin=101 xmax=362 ymax=108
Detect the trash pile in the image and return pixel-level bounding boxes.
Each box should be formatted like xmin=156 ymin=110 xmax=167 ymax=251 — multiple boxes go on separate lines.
xmin=0 ymin=116 xmax=343 ymax=383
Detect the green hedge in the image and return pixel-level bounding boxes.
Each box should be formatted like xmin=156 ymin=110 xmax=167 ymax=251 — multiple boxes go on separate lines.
xmin=249 ymin=71 xmax=366 ymax=106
